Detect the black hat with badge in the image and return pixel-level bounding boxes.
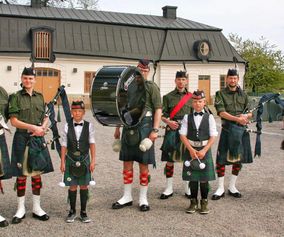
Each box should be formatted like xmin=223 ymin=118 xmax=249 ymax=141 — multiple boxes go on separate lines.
xmin=71 ymin=100 xmax=85 ymax=110
xmin=192 ymin=90 xmax=205 ymax=100
xmin=227 ymin=68 xmax=238 ymax=77
xmin=137 ymin=59 xmax=150 ymax=70
xmin=175 ymin=70 xmax=187 ymax=78
xmin=22 ymin=67 xmax=36 ymax=76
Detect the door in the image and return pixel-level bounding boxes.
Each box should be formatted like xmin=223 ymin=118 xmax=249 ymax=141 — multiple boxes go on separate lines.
xmin=34 ymin=68 xmax=61 ymax=103
xmin=198 ymin=75 xmax=211 ymax=104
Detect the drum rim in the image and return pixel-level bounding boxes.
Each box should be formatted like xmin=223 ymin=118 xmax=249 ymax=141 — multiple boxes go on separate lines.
xmin=91 ymin=65 xmax=146 ymax=128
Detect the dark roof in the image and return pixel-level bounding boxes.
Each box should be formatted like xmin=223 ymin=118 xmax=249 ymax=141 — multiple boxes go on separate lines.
xmin=0 ymin=4 xmax=244 ymax=63
xmin=0 ymin=4 xmax=220 ymax=31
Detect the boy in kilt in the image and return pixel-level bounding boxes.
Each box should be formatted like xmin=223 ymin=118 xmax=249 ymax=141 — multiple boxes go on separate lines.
xmin=180 ymin=90 xmax=218 ymax=214
xmin=211 ymin=69 xmax=252 ymax=200
xmin=8 ymin=67 xmax=53 ymax=224
xmin=112 ymin=59 xmax=162 ymax=212
xmin=160 ymin=71 xmax=192 ymax=199
xmin=0 ymin=86 xmax=12 ymax=228
xmin=60 ymin=100 xmax=96 ymax=223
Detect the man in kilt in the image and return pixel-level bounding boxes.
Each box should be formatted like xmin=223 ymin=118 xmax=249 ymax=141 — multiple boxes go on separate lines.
xmin=180 ymin=90 xmax=218 ymax=214
xmin=60 ymin=100 xmax=96 ymax=223
xmin=212 ymin=69 xmax=253 ymax=200
xmin=8 ymin=67 xmax=53 ymax=224
xmin=112 ymin=59 xmax=162 ymax=212
xmin=160 ymin=71 xmax=192 ymax=199
xmin=0 ymin=86 xmax=12 ymax=227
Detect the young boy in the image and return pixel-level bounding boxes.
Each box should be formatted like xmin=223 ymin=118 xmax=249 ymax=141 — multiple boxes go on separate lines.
xmin=60 ymin=100 xmax=96 ymax=223
xmin=179 ymin=90 xmax=218 ymax=214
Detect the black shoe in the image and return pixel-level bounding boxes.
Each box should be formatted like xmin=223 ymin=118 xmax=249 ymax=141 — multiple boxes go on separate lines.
xmin=185 ymin=193 xmax=191 ymax=199
xmin=11 ymin=214 xmax=25 ymax=224
xmin=160 ymin=193 xmax=173 ymax=200
xmin=139 ymin=204 xmax=150 ymax=212
xmin=211 ymin=192 xmax=225 ymax=200
xmin=32 ymin=213 xmax=50 ymax=221
xmin=228 ymin=190 xmax=242 ymax=198
xmin=112 ymin=201 xmax=133 ymax=209
xmin=0 ymin=220 xmax=9 ymax=228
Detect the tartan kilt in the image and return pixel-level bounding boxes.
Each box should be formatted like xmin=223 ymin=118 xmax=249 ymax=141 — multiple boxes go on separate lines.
xmin=216 ymin=126 xmax=253 ymax=165
xmin=119 ymin=116 xmax=155 ymax=166
xmin=11 ymin=132 xmax=54 ymax=177
xmin=161 ymin=129 xmax=185 ymax=163
xmin=182 ymin=148 xmax=215 ymax=182
xmin=64 ymin=154 xmax=91 ymax=186
xmin=0 ymin=133 xmax=12 ymax=180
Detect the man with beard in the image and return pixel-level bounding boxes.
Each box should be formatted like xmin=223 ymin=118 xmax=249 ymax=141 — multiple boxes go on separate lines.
xmin=212 ymin=69 xmax=253 ymax=200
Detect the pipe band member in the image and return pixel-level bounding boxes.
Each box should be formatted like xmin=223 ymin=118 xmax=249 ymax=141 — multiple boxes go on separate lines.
xmin=212 ymin=68 xmax=253 ymax=200
xmin=8 ymin=67 xmax=54 ymax=224
xmin=0 ymin=86 xmax=12 ymax=228
xmin=160 ymin=70 xmax=192 ymax=200
xmin=60 ymin=100 xmax=96 ymax=223
xmin=180 ymin=90 xmax=218 ymax=214
xmin=112 ymin=59 xmax=162 ymax=212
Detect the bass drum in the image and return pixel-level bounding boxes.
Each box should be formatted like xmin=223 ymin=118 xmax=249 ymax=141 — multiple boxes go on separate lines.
xmin=91 ymin=66 xmax=146 ymax=127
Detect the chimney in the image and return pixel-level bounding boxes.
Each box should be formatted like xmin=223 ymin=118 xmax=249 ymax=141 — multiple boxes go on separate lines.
xmin=162 ymin=6 xmax=177 ymax=19
xmin=31 ymin=0 xmax=43 ymax=8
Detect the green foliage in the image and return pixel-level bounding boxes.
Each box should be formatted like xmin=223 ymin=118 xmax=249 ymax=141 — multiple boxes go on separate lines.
xmin=229 ymin=34 xmax=284 ymax=93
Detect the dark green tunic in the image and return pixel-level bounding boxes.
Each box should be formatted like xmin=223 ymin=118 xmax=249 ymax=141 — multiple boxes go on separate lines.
xmin=8 ymin=89 xmax=54 ymax=176
xmin=161 ymin=88 xmax=192 ymax=162
xmin=0 ymin=86 xmax=11 ymax=180
xmin=215 ymin=87 xmax=253 ymax=165
xmin=119 ymin=80 xmax=162 ymax=165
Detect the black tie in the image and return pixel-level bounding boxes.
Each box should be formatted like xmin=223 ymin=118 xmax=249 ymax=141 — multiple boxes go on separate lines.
xmin=194 ymin=112 xmax=204 ymax=116
xmin=74 ymin=123 xmax=83 ymax=127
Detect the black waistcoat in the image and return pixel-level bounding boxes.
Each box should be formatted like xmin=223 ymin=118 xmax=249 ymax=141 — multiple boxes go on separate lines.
xmin=67 ymin=119 xmax=90 ymax=155
xmin=186 ymin=113 xmax=210 ymax=141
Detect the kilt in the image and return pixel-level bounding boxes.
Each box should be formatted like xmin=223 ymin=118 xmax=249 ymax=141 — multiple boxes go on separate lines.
xmin=216 ymin=124 xmax=253 ymax=165
xmin=161 ymin=128 xmax=185 ymax=162
xmin=64 ymin=153 xmax=91 ymax=186
xmin=0 ymin=133 xmax=12 ymax=180
xmin=119 ymin=116 xmax=155 ymax=166
xmin=182 ymin=147 xmax=215 ymax=182
xmin=11 ymin=132 xmax=54 ymax=177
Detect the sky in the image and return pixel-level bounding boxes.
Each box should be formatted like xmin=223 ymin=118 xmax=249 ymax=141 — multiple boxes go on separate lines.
xmin=97 ymin=0 xmax=284 ymax=52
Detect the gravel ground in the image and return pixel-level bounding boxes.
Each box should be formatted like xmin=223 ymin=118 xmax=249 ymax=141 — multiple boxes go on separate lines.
xmin=1 ymin=110 xmax=283 ymax=237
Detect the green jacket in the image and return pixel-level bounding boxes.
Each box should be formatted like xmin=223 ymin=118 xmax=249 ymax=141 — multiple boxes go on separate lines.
xmin=162 ymin=88 xmax=192 ymax=120
xmin=214 ymin=86 xmax=250 ymax=116
xmin=8 ymin=89 xmax=45 ymax=125
xmin=0 ymin=86 xmax=9 ymax=122
xmin=144 ymin=81 xmax=162 ymax=112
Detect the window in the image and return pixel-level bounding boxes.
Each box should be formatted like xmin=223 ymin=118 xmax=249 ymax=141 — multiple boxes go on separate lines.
xmin=198 ymin=75 xmax=210 ymax=80
xmin=220 ymin=75 xmax=226 ymax=90
xmin=35 ymin=31 xmax=51 ymax=60
xmin=84 ymin=72 xmax=96 ymax=94
xmin=31 ymin=27 xmax=55 ymax=62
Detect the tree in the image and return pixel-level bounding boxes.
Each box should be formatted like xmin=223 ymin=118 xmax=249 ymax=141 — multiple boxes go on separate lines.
xmin=2 ymin=0 xmax=99 ymax=9
xmin=229 ymin=34 xmax=284 ymax=93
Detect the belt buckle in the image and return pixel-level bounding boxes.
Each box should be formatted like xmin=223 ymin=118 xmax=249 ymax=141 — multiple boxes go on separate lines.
xmin=193 ymin=141 xmax=202 ymax=147
xmin=73 ymin=151 xmax=81 ymax=156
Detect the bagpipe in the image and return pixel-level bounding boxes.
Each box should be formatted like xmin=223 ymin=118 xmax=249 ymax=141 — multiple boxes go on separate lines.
xmin=45 ymin=86 xmax=96 ymax=187
xmin=244 ymin=93 xmax=284 ymax=157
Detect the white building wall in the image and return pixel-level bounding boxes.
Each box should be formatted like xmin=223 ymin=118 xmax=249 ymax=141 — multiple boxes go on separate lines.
xmin=159 ymin=62 xmax=245 ymax=99
xmin=0 ymin=56 xmax=245 ymax=104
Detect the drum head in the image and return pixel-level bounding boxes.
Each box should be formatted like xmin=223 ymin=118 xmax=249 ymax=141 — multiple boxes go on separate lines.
xmin=91 ymin=66 xmax=146 ymax=127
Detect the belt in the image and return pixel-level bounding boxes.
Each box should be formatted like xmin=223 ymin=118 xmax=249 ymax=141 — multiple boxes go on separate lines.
xmin=145 ymin=111 xmax=152 ymax=117
xmin=188 ymin=139 xmax=208 ymax=147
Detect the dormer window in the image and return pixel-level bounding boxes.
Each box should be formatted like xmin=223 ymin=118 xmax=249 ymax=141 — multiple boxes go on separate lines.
xmin=31 ymin=26 xmax=55 ymax=62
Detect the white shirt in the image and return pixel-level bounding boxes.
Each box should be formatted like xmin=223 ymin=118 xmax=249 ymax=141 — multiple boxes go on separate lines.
xmin=61 ymin=120 xmax=95 ymax=147
xmin=179 ymin=110 xmax=218 ymax=137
